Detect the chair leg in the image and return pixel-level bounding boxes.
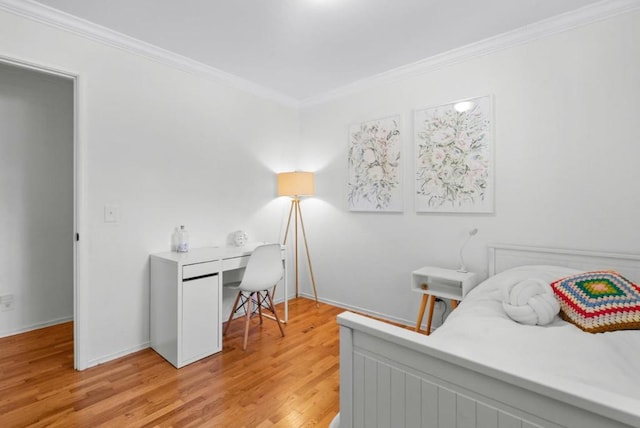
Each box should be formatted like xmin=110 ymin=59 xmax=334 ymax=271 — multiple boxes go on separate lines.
xmin=257 ymin=292 xmax=264 ymax=324
xmin=266 ymin=290 xmax=285 ymax=337
xmin=224 ymin=291 xmax=242 ymax=336
xmin=242 ymin=292 xmax=253 ymax=350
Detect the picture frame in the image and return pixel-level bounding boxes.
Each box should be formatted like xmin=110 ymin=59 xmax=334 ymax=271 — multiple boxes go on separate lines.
xmin=414 ymin=95 xmax=494 ymax=213
xmin=347 ymin=115 xmax=403 ymax=212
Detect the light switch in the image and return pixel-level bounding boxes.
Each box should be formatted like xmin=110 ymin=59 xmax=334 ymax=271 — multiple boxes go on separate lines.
xmin=104 ymin=204 xmax=119 ymax=223
xmin=0 ymin=294 xmax=14 ymax=311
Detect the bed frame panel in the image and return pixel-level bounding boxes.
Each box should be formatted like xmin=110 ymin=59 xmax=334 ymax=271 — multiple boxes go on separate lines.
xmin=337 ymin=244 xmax=640 ymax=428
xmin=489 ymin=244 xmax=640 ymax=282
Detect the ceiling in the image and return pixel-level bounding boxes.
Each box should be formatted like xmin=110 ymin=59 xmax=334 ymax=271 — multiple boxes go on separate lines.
xmin=34 ymin=0 xmax=604 ymax=101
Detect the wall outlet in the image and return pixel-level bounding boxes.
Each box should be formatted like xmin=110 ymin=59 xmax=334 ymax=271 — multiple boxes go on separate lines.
xmin=0 ymin=294 xmax=15 ymax=311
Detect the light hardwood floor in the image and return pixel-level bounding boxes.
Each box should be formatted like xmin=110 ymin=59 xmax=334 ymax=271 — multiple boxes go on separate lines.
xmin=0 ymin=298 xmax=344 ymax=427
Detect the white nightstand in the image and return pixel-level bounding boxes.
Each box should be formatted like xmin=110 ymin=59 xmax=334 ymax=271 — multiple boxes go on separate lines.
xmin=411 ymin=266 xmax=483 ymax=335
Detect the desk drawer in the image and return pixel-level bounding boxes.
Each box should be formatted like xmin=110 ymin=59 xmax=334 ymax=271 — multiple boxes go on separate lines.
xmin=222 ymin=255 xmax=250 ymax=271
xmin=183 ymin=261 xmax=220 ymax=280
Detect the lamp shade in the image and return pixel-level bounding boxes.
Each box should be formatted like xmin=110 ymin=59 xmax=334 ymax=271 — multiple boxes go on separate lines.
xmin=277 ymin=171 xmax=315 ymax=197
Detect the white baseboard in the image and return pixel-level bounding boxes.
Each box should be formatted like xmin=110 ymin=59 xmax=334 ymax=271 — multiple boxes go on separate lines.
xmin=0 ymin=316 xmax=73 ymax=338
xmin=87 ymin=295 xmax=300 ymax=368
xmin=297 ymin=292 xmax=420 ymax=329
xmin=2 ymin=295 xmax=437 ymax=368
xmin=87 ymin=341 xmax=150 ymax=369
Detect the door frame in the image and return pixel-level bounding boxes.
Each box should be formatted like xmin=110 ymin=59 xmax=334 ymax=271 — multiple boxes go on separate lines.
xmin=0 ymin=55 xmax=86 ymax=369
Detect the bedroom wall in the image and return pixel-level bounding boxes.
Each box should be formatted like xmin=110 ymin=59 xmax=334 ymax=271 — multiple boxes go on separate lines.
xmin=0 ymin=10 xmax=299 ymax=367
xmin=297 ymin=10 xmax=640 ymax=327
xmin=0 ymin=62 xmax=74 ymax=337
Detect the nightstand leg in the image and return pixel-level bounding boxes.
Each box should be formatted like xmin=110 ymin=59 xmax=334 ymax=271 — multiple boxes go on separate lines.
xmin=415 ymin=294 xmax=428 ymax=332
xmin=426 ymin=295 xmax=436 ymax=335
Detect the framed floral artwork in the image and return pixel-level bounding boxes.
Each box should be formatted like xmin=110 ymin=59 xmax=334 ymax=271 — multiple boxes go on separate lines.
xmin=414 ymin=95 xmax=494 ymax=213
xmin=348 ymin=115 xmax=402 ymax=212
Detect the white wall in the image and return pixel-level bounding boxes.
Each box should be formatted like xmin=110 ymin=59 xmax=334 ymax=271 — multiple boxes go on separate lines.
xmin=0 ymin=62 xmax=74 ymax=336
xmin=298 ymin=11 xmax=640 ymax=327
xmin=0 ymin=10 xmax=299 ymax=367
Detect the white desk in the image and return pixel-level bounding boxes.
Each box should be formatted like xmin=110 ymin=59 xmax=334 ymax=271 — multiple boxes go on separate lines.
xmin=150 ymin=243 xmax=286 ymax=368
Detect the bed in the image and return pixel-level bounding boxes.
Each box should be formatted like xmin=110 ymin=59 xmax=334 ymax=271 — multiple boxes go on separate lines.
xmin=333 ymin=244 xmax=640 ymax=428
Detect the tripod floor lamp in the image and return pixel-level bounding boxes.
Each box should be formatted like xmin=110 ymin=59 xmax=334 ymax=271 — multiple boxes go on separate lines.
xmin=277 ymin=171 xmax=319 ymax=306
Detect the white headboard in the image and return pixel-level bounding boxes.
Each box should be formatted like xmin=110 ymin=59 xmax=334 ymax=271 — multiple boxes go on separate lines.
xmin=488 ymin=244 xmax=640 ymax=283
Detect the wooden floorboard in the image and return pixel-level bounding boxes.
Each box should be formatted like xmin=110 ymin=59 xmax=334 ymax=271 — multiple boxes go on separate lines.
xmin=0 ymin=298 xmax=344 ymax=427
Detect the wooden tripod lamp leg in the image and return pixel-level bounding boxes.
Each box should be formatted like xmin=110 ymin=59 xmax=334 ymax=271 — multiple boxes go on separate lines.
xmin=296 ymin=202 xmax=319 ymax=307
xmin=282 ymin=199 xmax=295 ymax=245
xmin=294 ymin=199 xmax=299 ymax=298
xmin=281 ymin=199 xmax=299 ymax=298
xmin=280 ymin=196 xmax=319 ymax=308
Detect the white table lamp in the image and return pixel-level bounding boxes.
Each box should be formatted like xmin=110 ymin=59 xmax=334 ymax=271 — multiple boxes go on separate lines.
xmin=458 ymin=228 xmax=478 ymax=273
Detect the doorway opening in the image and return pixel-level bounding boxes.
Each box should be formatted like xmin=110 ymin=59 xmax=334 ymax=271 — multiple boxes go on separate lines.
xmin=0 ymin=57 xmax=81 ymax=369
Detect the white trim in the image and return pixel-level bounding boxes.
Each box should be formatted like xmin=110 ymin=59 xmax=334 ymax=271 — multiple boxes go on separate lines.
xmin=0 ymin=316 xmax=73 ymax=339
xmin=0 ymin=0 xmax=299 ymax=108
xmin=300 ymin=0 xmax=640 ymax=107
xmin=73 ymin=71 xmax=86 ymax=370
xmin=1 ymin=1 xmax=638 ymax=108
xmin=87 ymin=342 xmax=150 ymax=369
xmin=298 ymin=292 xmax=418 ymax=329
xmin=0 ymin=55 xmax=74 ymax=80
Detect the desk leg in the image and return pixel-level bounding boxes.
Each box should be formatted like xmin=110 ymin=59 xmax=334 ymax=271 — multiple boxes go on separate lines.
xmin=426 ymin=295 xmax=436 ymax=336
xmin=415 ymin=294 xmax=428 ymax=332
xmin=283 ymin=256 xmax=288 ymax=323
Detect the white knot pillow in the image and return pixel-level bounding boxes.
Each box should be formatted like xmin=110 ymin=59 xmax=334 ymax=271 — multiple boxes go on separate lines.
xmin=502 ymin=278 xmax=560 ymax=325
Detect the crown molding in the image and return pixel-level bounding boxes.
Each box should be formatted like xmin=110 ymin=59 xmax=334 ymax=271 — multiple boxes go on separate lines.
xmin=300 ymin=0 xmax=640 ymax=108
xmin=2 ymin=0 xmax=638 ymax=109
xmin=0 ymin=0 xmax=300 ymax=108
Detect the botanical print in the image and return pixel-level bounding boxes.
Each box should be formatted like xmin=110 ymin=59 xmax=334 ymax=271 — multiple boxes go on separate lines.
xmin=348 ymin=116 xmax=402 ymax=211
xmin=414 ymin=96 xmax=493 ymax=213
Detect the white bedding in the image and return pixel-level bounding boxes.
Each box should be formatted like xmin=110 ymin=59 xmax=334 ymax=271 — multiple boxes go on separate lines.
xmin=428 ymin=265 xmax=640 ymax=414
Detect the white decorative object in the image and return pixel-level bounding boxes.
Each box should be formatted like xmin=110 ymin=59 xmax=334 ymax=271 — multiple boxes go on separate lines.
xmin=414 ymin=95 xmax=493 ymax=213
xmin=176 ymin=225 xmax=189 ymax=253
xmin=457 ymin=228 xmax=478 ymax=273
xmin=230 ymin=230 xmax=248 ymax=247
xmin=348 ymin=115 xmax=403 ymax=212
xmin=501 ymin=278 xmax=560 ymax=326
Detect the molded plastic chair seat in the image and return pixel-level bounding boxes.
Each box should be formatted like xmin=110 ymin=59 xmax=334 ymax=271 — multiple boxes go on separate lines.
xmin=223 ymin=244 xmax=285 ymax=350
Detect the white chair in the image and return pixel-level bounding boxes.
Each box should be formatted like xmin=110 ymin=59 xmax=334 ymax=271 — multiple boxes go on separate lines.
xmin=223 ymin=244 xmax=285 ymax=350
